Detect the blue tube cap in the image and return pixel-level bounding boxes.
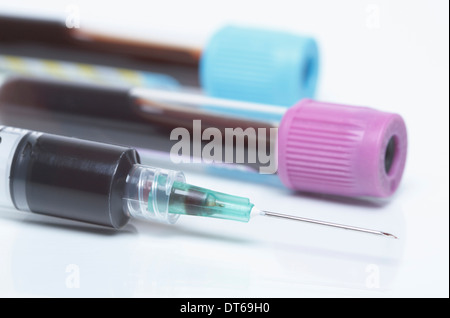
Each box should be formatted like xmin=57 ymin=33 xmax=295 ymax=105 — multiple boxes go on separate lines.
xmin=200 ymin=25 xmax=319 ymax=107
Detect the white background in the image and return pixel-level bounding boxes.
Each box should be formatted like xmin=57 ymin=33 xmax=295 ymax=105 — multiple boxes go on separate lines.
xmin=0 ymin=0 xmax=448 ymax=298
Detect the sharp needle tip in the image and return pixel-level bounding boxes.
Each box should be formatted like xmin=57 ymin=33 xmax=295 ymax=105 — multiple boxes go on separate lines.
xmin=259 ymin=209 xmax=398 ymax=239
xmin=382 ymin=232 xmax=399 ymax=239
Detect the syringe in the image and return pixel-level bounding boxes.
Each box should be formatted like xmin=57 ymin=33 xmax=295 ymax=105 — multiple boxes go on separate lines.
xmin=0 ymin=126 xmax=397 ymax=238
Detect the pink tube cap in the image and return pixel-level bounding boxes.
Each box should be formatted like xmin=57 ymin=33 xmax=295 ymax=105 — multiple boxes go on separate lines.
xmin=278 ymin=99 xmax=407 ymax=198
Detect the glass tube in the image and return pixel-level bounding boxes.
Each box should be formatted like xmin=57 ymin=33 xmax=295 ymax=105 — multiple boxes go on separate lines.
xmin=0 ymin=14 xmax=201 ymax=86
xmin=0 ymin=75 xmax=283 ymax=182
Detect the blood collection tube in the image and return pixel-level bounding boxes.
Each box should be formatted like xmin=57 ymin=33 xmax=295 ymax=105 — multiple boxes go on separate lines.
xmin=0 ymin=76 xmax=408 ymax=199
xmin=0 ymin=14 xmax=319 ymax=106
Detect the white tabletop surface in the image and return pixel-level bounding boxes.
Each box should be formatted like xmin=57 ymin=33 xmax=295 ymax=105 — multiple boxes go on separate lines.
xmin=0 ymin=0 xmax=448 ymax=298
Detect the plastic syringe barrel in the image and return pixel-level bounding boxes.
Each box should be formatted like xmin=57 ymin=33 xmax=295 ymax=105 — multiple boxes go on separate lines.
xmin=0 ymin=126 xmax=256 ymax=227
xmin=1 ymin=126 xmax=139 ymax=228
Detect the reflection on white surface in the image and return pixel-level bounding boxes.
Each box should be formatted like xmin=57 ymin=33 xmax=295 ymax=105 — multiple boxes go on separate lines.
xmin=0 ymin=193 xmax=405 ymax=297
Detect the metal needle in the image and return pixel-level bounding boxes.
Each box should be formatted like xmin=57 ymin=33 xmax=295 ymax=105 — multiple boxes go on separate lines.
xmin=259 ymin=210 xmax=398 ymax=239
